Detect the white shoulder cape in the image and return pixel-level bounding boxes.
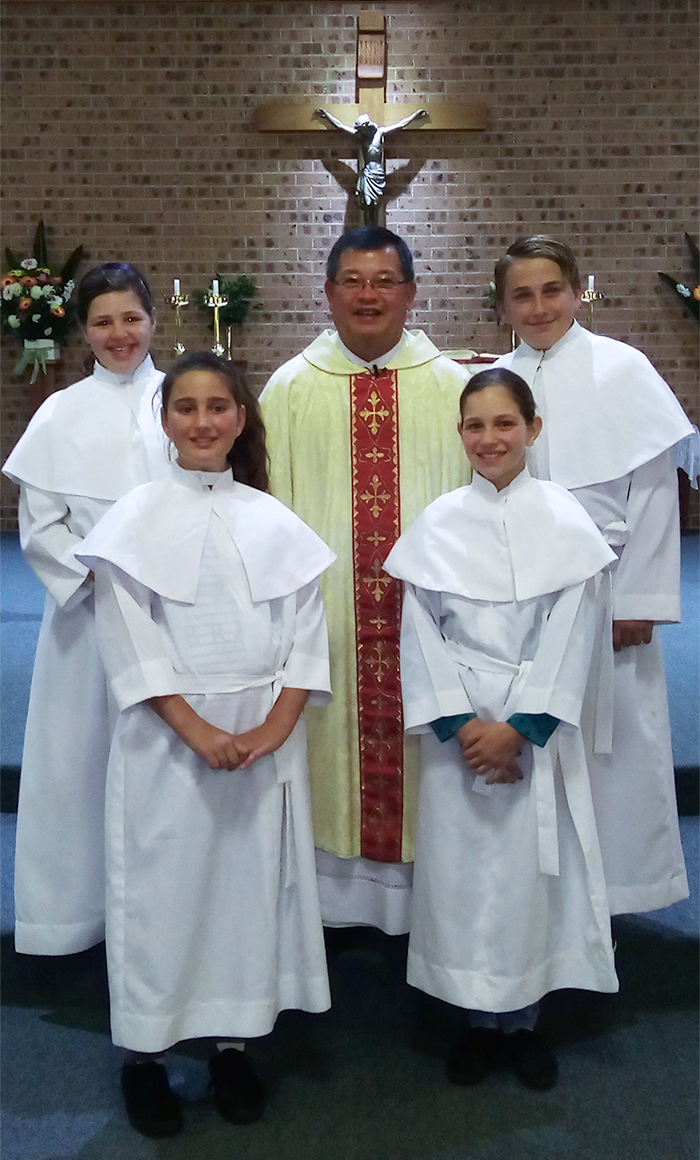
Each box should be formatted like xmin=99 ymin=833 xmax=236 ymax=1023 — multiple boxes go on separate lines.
xmin=495 ymin=322 xmax=692 ymax=488
xmin=77 ymin=466 xmax=337 ymax=603
xmin=383 ymin=468 xmax=615 ymax=602
xmin=301 ymin=328 xmax=446 ymax=375
xmin=3 ymin=356 xmax=166 ymax=500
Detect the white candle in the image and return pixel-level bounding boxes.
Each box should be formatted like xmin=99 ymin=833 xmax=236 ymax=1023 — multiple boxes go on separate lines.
xmin=588 ymin=275 xmax=595 ymax=292
xmin=212 ymin=279 xmax=219 ymax=295
xmin=173 ymin=278 xmax=180 ymax=295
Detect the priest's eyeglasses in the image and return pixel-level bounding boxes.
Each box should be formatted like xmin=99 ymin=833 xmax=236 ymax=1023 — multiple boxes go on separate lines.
xmin=333 ymin=276 xmax=407 ymax=293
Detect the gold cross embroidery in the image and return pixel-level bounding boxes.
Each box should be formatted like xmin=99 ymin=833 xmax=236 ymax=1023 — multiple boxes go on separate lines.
xmin=360 ymin=391 xmax=390 ymax=436
xmin=365 ymin=639 xmax=393 ymax=684
xmin=365 ymin=447 xmax=385 ymax=463
xmin=366 ymin=530 xmax=386 ymax=548
xmin=362 ymin=558 xmax=392 ymax=602
xmin=360 ymin=473 xmax=391 ymax=518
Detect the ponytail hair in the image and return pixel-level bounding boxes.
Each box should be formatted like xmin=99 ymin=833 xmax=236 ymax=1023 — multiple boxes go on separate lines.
xmin=161 ymin=352 xmax=270 ymax=493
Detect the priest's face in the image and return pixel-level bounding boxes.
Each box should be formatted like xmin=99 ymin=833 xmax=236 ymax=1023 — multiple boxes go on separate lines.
xmin=459 ymin=383 xmax=542 ymax=492
xmin=83 ymin=289 xmax=155 ymax=375
xmin=325 ymin=247 xmax=416 ymax=362
xmin=498 ymin=258 xmax=582 ymax=350
xmin=161 ymin=369 xmax=246 ymax=473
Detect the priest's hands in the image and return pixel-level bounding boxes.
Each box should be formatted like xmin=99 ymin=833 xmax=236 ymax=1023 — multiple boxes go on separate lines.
xmin=612 ymin=619 xmax=654 ymax=651
xmin=456 ymin=719 xmax=524 ymax=785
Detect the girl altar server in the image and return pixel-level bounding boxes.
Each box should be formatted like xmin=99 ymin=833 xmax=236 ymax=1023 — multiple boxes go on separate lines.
xmin=3 ymin=263 xmax=168 ymax=957
xmin=384 ymin=369 xmax=619 ymax=1091
xmin=76 ymin=352 xmax=335 ymax=1138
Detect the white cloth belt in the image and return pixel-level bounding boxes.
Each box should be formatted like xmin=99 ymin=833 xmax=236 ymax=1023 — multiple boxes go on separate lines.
xmin=175 ymin=668 xmax=286 ymax=697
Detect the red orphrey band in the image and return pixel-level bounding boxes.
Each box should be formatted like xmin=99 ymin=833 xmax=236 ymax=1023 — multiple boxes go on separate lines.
xmin=350 ymin=368 xmax=404 ymax=862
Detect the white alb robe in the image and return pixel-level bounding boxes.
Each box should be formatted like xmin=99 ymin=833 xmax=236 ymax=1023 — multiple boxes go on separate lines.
xmin=384 ymin=470 xmax=619 ymax=1013
xmin=495 ymin=322 xmax=692 ymax=914
xmin=2 ymin=357 xmax=168 ymax=954
xmin=77 ymin=467 xmax=335 ymax=1053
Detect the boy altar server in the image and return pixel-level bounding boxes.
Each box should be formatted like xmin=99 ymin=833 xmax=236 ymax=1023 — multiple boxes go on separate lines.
xmin=494 ymin=235 xmax=693 ymax=915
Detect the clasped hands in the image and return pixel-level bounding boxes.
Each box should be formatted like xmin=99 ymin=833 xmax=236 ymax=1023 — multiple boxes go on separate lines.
xmin=455 ymin=718 xmax=524 ymax=785
xmin=186 ymin=718 xmax=288 ymax=772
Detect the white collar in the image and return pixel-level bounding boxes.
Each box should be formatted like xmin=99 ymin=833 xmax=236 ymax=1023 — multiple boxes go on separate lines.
xmin=333 ymin=331 xmax=406 ymax=370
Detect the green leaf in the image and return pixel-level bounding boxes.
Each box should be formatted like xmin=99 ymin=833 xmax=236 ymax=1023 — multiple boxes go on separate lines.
xmin=60 ymin=245 xmax=84 ymax=284
xmin=33 ymin=220 xmax=48 ymax=268
xmin=5 ymin=247 xmax=20 ymax=270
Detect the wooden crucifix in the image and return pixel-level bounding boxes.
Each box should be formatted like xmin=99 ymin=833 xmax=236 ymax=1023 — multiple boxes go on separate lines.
xmin=255 ymin=11 xmax=488 ymax=226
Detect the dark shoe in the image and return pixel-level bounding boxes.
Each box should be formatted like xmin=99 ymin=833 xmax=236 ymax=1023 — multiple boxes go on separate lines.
xmin=507 ymin=1029 xmax=558 ymax=1090
xmin=120 ymin=1061 xmax=183 ymax=1138
xmin=208 ymin=1049 xmax=266 ymax=1123
xmin=446 ymin=1027 xmax=503 ymax=1086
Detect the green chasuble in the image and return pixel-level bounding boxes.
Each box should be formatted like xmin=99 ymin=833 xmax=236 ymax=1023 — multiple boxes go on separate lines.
xmin=260 ymin=329 xmax=470 ymax=862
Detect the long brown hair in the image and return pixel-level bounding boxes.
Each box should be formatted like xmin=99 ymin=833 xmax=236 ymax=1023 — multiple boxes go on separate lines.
xmin=161 ymin=352 xmax=269 ymax=493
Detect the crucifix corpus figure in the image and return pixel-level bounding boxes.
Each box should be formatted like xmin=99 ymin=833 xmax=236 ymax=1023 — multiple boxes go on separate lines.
xmin=255 ymin=11 xmax=487 ymax=226
xmin=313 ymin=107 xmax=429 ymax=226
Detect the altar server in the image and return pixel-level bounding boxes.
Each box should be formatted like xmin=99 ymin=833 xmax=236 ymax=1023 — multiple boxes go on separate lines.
xmin=76 ymin=352 xmax=334 ymax=1138
xmin=494 ymin=235 xmax=692 ymax=915
xmin=3 ymin=263 xmax=169 ymax=956
xmin=384 ymin=369 xmax=618 ymax=1090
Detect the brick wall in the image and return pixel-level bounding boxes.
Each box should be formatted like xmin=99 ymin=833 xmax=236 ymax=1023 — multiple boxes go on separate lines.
xmin=2 ymin=0 xmax=698 ymax=528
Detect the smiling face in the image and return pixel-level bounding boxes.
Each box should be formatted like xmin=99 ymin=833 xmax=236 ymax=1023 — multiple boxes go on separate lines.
xmin=83 ymin=289 xmax=155 ymax=374
xmin=324 ymin=246 xmax=416 ymax=363
xmin=161 ymin=369 xmax=246 ymax=473
xmin=459 ymin=383 xmax=542 ymax=491
xmin=498 ymin=257 xmax=582 ymax=351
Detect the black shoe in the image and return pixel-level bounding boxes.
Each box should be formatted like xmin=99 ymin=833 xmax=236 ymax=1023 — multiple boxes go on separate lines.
xmin=208 ymin=1049 xmax=266 ymax=1124
xmin=120 ymin=1061 xmax=184 ymax=1138
xmin=506 ymin=1029 xmax=558 ymax=1090
xmin=446 ymin=1027 xmax=503 ymax=1086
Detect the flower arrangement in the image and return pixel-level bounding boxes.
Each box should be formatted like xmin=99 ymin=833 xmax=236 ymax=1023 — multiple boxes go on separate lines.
xmin=2 ymin=221 xmax=84 ymax=378
xmin=658 ymin=233 xmax=699 ymax=323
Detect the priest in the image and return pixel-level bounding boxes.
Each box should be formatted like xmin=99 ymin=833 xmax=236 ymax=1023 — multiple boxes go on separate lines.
xmin=260 ymin=227 xmax=470 ymax=933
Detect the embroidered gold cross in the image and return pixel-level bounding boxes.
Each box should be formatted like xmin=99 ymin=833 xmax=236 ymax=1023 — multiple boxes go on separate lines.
xmin=362 ymin=559 xmax=392 ymax=602
xmin=360 ymin=473 xmax=391 ymax=517
xmin=360 ymin=391 xmax=390 ymax=436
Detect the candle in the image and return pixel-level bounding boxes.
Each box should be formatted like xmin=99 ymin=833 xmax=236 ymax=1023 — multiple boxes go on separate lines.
xmin=212 ymin=279 xmax=219 ymax=295
xmin=173 ymin=278 xmax=180 ymax=295
xmin=588 ymin=275 xmax=595 ymax=292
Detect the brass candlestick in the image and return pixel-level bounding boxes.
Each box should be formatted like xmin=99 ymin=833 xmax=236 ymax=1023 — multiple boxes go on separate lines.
xmin=205 ymin=286 xmax=229 ymax=357
xmin=581 ymin=283 xmax=605 ymax=332
xmin=165 ymin=293 xmax=189 ymax=355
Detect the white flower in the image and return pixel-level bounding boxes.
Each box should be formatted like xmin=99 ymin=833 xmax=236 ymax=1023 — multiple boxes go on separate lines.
xmin=8 ymin=315 xmax=20 ymax=328
xmin=4 ymin=282 xmax=23 ymax=299
xmin=30 ymin=285 xmax=44 ymax=300
xmin=42 ymin=285 xmax=54 ymax=298
xmin=44 ymin=327 xmax=52 ymax=336
xmin=676 ymin=283 xmax=691 ymax=298
xmin=64 ymin=280 xmax=74 ymax=295
xmin=20 ymin=258 xmax=39 ymax=271
xmin=49 ymin=297 xmax=62 ymax=309
xmin=32 ymin=314 xmax=41 ymax=322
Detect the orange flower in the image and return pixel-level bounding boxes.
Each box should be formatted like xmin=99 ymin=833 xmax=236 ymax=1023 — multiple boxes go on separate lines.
xmin=19 ymin=275 xmax=37 ymax=288
xmin=18 ymin=297 xmax=33 ymax=311
xmin=693 ymin=286 xmax=700 ymax=301
xmin=50 ymin=305 xmax=65 ymax=318
xmin=0 ymin=274 xmax=16 ymax=288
